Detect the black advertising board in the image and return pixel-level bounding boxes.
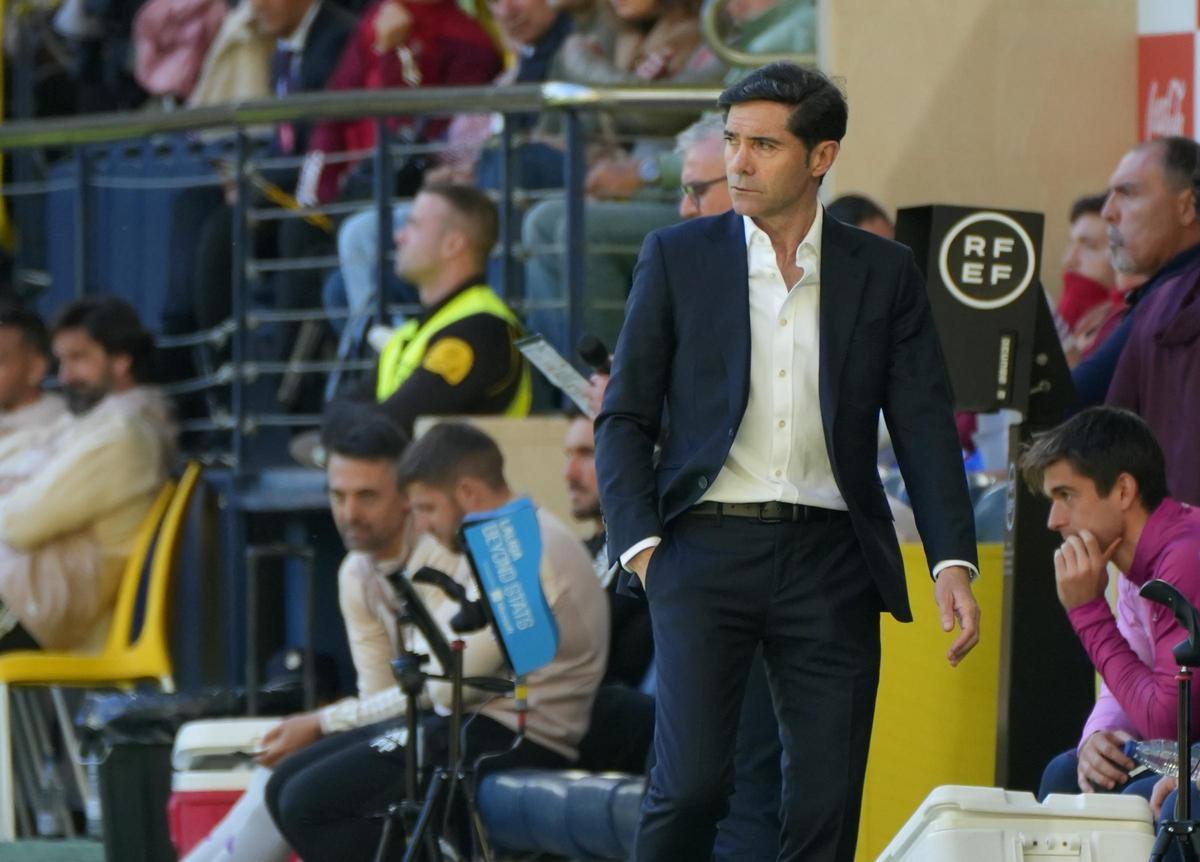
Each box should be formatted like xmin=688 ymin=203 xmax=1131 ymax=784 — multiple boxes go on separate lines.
xmin=897 ymin=205 xmax=1046 ymax=414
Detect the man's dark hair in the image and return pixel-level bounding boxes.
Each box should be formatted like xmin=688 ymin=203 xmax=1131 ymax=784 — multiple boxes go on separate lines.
xmin=0 ymin=305 xmax=51 ymax=359
xmin=1069 ymin=194 xmax=1108 ymax=224
xmin=420 ymin=183 xmax=499 ymax=266
xmin=321 ymin=402 xmax=411 ymax=483
xmin=397 ymin=421 xmax=506 ymax=491
xmin=1140 ymin=136 xmax=1200 ymax=217
xmin=827 ymin=194 xmax=890 ymax=229
xmin=1019 ymin=407 xmax=1168 ymax=511
xmin=51 ymin=296 xmax=154 ymax=382
xmin=717 ymin=62 xmax=848 ymax=154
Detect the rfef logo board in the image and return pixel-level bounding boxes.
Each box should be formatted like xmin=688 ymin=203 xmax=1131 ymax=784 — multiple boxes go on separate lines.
xmin=938 ymin=212 xmax=1037 ymax=311
xmin=895 ymin=205 xmax=1045 ymax=415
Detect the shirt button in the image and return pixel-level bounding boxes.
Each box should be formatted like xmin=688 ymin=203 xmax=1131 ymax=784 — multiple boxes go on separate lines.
xmin=698 ymin=476 xmax=708 ymax=489
xmin=774 ymin=470 xmax=783 ymax=478
xmin=778 ymin=369 xmax=787 ymax=378
xmin=779 ymin=318 xmax=788 ymax=326
xmin=778 ymin=420 xmax=786 ymax=428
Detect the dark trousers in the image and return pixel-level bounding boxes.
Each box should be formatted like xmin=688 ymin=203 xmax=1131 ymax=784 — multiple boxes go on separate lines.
xmin=1039 ymin=746 xmax=1163 ymax=800
xmin=715 ymin=646 xmax=783 ymax=862
xmin=265 ymin=713 xmax=568 ymax=861
xmin=635 ymin=511 xmax=882 ymax=862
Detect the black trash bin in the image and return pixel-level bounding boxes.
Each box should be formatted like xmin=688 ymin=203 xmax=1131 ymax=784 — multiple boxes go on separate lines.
xmin=76 ymin=684 xmax=320 ymax=861
xmin=96 ymin=740 xmax=176 ymax=862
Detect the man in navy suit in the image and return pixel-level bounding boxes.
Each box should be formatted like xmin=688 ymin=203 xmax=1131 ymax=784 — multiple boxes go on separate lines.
xmin=595 ymin=63 xmax=982 ymax=861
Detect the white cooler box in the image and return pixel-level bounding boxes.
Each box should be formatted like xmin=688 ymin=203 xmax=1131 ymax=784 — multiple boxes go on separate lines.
xmin=877 ymin=785 xmax=1157 ymax=861
xmin=168 ymin=718 xmax=281 ymax=857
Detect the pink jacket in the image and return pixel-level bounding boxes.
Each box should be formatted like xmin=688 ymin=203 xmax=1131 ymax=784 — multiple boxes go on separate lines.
xmin=1069 ymin=500 xmax=1200 ymax=741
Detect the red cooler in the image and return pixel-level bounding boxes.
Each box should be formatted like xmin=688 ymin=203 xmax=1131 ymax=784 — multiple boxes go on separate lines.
xmin=167 ymin=718 xmax=281 ymax=857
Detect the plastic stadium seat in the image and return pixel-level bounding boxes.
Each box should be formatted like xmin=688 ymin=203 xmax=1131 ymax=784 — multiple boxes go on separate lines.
xmin=0 ymin=463 xmax=203 ymax=841
xmin=477 ymin=769 xmax=645 ymax=860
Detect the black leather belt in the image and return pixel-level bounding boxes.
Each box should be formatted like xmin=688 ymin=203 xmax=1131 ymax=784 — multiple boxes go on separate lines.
xmin=688 ymin=501 xmax=844 ymax=523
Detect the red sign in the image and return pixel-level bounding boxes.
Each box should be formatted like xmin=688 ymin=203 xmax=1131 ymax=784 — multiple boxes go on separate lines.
xmin=1139 ymin=33 xmax=1194 ymax=140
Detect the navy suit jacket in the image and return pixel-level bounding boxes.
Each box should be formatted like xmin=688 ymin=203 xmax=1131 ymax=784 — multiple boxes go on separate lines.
xmin=594 ymin=209 xmax=978 ymax=621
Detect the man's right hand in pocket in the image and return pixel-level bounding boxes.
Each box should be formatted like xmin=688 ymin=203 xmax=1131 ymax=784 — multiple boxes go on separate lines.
xmin=629 ymin=547 xmax=655 ymax=589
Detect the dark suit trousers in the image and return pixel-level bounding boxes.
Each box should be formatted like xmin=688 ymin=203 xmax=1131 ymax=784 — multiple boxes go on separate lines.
xmin=635 ymin=511 xmax=882 ymax=862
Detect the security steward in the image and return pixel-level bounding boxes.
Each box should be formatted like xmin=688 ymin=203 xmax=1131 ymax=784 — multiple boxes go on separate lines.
xmin=366 ymin=183 xmax=531 ymax=433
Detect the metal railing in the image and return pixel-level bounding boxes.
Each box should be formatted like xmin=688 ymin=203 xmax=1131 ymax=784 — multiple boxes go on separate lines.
xmin=0 ymin=83 xmax=721 ymax=472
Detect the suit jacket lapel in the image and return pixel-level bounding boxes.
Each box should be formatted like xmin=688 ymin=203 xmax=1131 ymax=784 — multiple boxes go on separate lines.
xmin=708 ymin=211 xmax=751 ymax=418
xmin=819 ymin=217 xmax=868 ymax=424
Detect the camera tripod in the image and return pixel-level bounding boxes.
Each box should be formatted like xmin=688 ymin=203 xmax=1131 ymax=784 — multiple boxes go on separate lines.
xmin=1141 ymin=579 xmax=1200 ymax=862
xmin=372 ymin=570 xmax=512 ymax=862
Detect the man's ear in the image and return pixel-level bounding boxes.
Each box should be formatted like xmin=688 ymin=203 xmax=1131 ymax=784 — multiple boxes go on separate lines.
xmin=1176 ymin=186 xmax=1198 ymax=228
xmin=110 ymin=353 xmax=133 ymax=383
xmin=453 ymin=475 xmax=479 ymax=509
xmin=441 ymin=227 xmax=468 ymax=261
xmin=809 ymin=140 xmax=840 ymax=180
xmin=1114 ymin=472 xmax=1141 ymax=511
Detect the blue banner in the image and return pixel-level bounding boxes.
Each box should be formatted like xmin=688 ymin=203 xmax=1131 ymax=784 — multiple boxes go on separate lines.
xmin=461 ymin=497 xmax=558 ymax=676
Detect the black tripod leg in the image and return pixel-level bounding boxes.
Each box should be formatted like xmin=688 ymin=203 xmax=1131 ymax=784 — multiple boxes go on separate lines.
xmin=1153 ymin=820 xmax=1200 ymax=862
xmin=403 ymin=769 xmax=449 ymax=862
xmin=458 ymin=772 xmax=494 ymax=862
xmin=374 ymin=804 xmax=405 ymax=862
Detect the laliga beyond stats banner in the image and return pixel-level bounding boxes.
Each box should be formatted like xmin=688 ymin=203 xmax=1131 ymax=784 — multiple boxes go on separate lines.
xmin=461 ymin=497 xmax=559 ymax=677
xmin=1138 ymin=0 xmax=1200 ymax=140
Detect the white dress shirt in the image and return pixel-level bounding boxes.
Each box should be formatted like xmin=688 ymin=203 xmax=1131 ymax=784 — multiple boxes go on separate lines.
xmin=701 ymin=208 xmax=843 ymax=508
xmin=622 ymin=207 xmax=976 ymax=582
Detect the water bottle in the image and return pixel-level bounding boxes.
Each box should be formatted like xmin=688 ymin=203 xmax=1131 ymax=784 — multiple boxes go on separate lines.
xmin=34 ymin=755 xmax=64 ymax=838
xmin=1124 ymin=739 xmax=1200 ymax=779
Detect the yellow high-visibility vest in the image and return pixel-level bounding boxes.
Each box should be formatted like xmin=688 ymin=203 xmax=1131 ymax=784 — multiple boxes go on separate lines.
xmin=375 ymin=285 xmax=532 ymax=417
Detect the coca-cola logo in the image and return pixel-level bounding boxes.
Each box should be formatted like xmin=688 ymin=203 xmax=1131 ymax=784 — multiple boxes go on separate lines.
xmin=1146 ymin=78 xmax=1188 ymax=138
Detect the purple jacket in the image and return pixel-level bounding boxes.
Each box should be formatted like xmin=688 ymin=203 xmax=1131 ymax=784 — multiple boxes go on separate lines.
xmin=1107 ymin=256 xmax=1200 ymax=506
xmin=1068 ymin=499 xmax=1200 ymax=740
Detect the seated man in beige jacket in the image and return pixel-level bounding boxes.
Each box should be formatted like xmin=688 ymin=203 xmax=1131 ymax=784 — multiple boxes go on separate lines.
xmin=0 ymin=297 xmax=176 ymax=652
xmin=185 ymin=410 xmax=609 ymax=862
xmin=264 ymin=420 xmax=609 ymax=861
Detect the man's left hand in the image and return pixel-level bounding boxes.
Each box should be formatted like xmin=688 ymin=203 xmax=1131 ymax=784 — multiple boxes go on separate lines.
xmin=1054 ymin=529 xmax=1121 ymax=611
xmin=256 ymin=713 xmax=323 ymax=768
xmin=934 ymin=566 xmax=980 ymax=667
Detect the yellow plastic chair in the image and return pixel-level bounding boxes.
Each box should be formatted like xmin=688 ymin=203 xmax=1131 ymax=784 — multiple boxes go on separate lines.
xmin=0 ymin=461 xmax=203 ymax=840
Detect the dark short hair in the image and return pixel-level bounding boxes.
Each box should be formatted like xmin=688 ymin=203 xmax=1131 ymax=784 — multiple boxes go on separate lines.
xmin=717 ymin=62 xmax=847 ymax=154
xmin=51 ymin=296 xmax=154 ymax=382
xmin=0 ymin=305 xmax=50 ymax=359
xmin=1019 ymin=407 xmax=1168 ymax=511
xmin=827 ymin=194 xmax=890 ymax=229
xmin=321 ymin=402 xmax=411 ymax=481
xmin=1141 ymin=136 xmax=1200 ymax=217
xmin=1069 ymin=194 xmax=1108 ymax=223
xmin=419 ymin=183 xmax=499 ymax=266
xmin=397 ymin=421 xmax=506 ymax=492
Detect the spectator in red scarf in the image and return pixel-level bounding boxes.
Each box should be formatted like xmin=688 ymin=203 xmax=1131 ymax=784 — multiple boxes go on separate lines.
xmin=1058 ymin=194 xmax=1123 ymax=366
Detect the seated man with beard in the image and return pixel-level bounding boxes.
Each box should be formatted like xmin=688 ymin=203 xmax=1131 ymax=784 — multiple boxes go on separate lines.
xmin=0 ymin=297 xmax=176 ymax=652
